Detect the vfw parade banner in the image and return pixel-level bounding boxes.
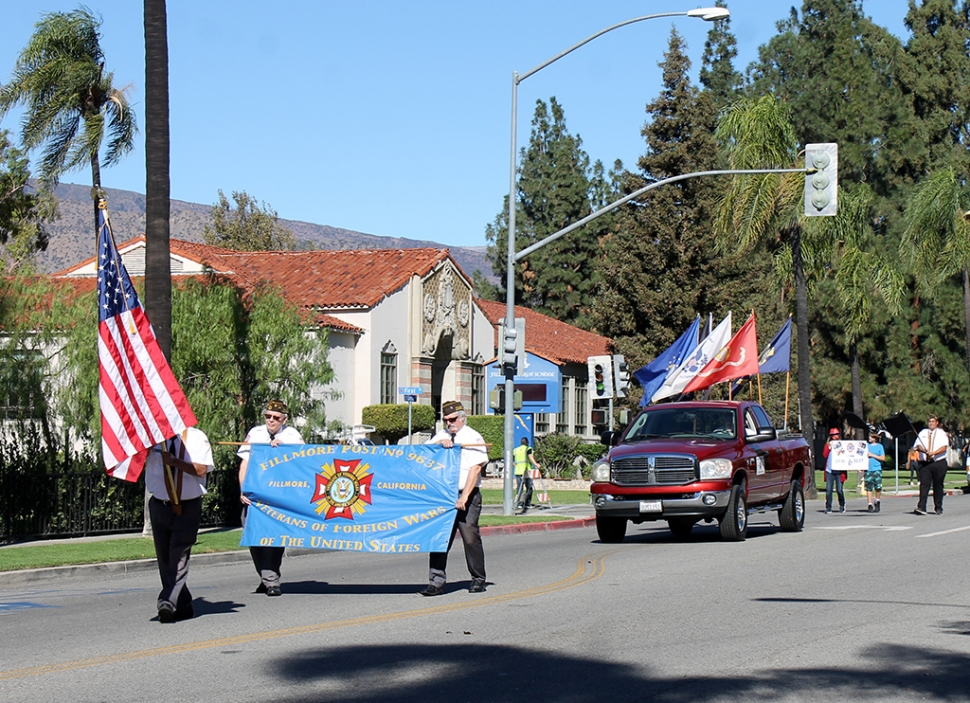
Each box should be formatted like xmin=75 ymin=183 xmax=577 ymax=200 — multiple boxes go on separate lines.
xmin=241 ymin=444 xmax=460 ymax=553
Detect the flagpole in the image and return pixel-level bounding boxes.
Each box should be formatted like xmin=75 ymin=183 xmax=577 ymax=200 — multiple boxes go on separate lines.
xmin=97 ymin=197 xmax=136 ymax=317
xmin=783 ymin=371 xmax=792 ymax=432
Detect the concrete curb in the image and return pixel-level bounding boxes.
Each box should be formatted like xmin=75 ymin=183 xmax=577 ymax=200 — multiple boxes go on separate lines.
xmin=0 ymin=548 xmax=253 ymax=587
xmin=481 ymin=517 xmax=595 ymax=536
xmin=0 ymin=517 xmax=594 ymax=588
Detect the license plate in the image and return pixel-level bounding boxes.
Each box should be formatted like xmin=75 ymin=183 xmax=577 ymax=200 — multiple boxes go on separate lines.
xmin=639 ymin=500 xmax=662 ymax=513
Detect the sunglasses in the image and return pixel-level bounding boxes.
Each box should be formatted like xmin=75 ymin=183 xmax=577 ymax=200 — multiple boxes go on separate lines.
xmin=264 ymin=413 xmax=285 ymax=421
xmin=444 ymin=416 xmax=460 ymax=423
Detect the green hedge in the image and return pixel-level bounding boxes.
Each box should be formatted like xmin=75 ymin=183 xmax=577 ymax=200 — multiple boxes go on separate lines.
xmin=361 ymin=404 xmax=436 ymax=443
xmin=465 ymin=415 xmax=504 ymax=461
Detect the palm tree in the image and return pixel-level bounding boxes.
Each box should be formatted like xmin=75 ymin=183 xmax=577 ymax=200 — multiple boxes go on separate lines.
xmin=0 ymin=7 xmax=136 ymax=232
xmin=823 ymin=184 xmax=904 ymax=420
xmin=713 ymin=95 xmax=817 ymax=491
xmin=901 ymin=167 xmax=970 ymax=378
xmin=143 ymin=0 xmax=172 ymax=361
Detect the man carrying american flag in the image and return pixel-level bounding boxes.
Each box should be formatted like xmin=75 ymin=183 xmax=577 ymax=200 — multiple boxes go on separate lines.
xmin=97 ymin=198 xmax=196 ymax=481
xmin=96 ymin=198 xmax=202 ymax=621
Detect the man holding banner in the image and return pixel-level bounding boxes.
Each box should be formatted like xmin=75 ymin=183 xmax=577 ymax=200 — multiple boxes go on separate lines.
xmin=239 ymin=400 xmax=304 ymax=596
xmin=420 ymin=401 xmax=488 ymax=596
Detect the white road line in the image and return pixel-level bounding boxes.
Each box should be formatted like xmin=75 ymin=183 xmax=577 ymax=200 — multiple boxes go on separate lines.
xmin=814 ymin=525 xmax=912 ymax=531
xmin=916 ymin=524 xmax=970 ymax=538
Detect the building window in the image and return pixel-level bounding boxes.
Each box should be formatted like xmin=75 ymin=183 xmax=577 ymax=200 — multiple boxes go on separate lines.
xmin=574 ymin=381 xmax=588 ymax=435
xmin=556 ymin=377 xmax=570 ymax=434
xmin=536 ymin=413 xmax=549 ymax=434
xmin=380 ymin=342 xmax=397 ymax=405
xmin=471 ymin=364 xmax=485 ymax=415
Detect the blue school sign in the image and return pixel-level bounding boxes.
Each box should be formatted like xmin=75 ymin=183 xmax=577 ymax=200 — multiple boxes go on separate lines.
xmin=487 ymin=352 xmax=561 ymax=415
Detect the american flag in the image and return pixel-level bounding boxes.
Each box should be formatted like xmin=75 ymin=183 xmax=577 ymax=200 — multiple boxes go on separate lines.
xmin=97 ymin=200 xmax=196 ymax=481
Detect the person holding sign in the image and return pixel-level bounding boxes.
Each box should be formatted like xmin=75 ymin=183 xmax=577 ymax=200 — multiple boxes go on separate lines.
xmin=238 ymin=400 xmax=304 ymax=595
xmin=419 ymin=400 xmax=488 ymax=596
xmin=913 ymin=415 xmax=948 ymax=515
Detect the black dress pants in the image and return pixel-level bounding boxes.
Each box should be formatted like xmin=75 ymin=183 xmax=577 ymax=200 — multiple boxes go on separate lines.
xmin=428 ymin=488 xmax=485 ymax=587
xmin=918 ymin=459 xmax=948 ymax=512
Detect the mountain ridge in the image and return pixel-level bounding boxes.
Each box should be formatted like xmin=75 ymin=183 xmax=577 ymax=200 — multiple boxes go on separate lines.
xmin=37 ymin=183 xmax=494 ymax=281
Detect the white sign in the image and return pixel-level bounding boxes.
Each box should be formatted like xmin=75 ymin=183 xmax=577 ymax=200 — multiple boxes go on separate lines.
xmin=829 ymin=440 xmax=867 ymax=473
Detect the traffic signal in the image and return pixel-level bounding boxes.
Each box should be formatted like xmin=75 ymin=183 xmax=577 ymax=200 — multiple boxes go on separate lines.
xmin=499 ymin=318 xmax=525 ymax=375
xmin=590 ymin=408 xmax=608 ymax=427
xmin=804 ymin=143 xmax=838 ymax=217
xmin=488 ymin=386 xmax=522 ymax=413
xmin=613 ymin=355 xmax=630 ymax=398
xmin=587 ymin=355 xmax=613 ymax=399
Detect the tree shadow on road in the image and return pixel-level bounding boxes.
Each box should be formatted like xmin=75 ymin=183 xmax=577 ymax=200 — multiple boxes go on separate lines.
xmin=265 ymin=641 xmax=970 ymax=702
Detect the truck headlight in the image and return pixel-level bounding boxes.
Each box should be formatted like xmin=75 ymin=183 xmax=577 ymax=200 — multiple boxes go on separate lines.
xmin=699 ymin=458 xmax=732 ymax=480
xmin=591 ymin=459 xmax=611 ymax=482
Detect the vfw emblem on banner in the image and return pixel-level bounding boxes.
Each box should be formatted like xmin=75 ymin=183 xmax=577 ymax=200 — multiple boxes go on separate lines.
xmin=313 ymin=458 xmax=374 ymax=520
xmin=242 ymin=444 xmax=460 ymax=553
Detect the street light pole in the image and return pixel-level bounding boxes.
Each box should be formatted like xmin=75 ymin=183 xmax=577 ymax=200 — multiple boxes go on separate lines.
xmin=502 ymin=8 xmax=730 ymax=515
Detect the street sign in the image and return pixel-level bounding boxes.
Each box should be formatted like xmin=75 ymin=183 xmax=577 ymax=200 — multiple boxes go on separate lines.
xmin=404 ymin=394 xmax=417 ymax=403
xmin=398 ymin=386 xmax=423 ymax=396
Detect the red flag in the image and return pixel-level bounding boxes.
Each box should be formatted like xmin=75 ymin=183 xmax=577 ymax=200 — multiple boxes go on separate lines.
xmin=97 ymin=201 xmax=196 ymax=481
xmin=682 ymin=313 xmax=759 ymax=394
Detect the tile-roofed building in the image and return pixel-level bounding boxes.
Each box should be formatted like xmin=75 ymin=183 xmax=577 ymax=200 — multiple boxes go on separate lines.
xmin=56 ymin=237 xmax=615 ymax=440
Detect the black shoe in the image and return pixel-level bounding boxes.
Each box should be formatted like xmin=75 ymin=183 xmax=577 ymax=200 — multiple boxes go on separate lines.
xmin=255 ymin=583 xmax=268 ymax=594
xmin=266 ymin=586 xmax=282 ymax=597
xmin=867 ymin=504 xmax=874 ymax=512
xmin=935 ymin=508 xmax=944 ymax=515
xmin=158 ymin=605 xmax=175 ymax=624
xmin=839 ymin=505 xmax=845 ymax=513
xmin=875 ymin=501 xmax=881 ymax=513
xmin=468 ymin=579 xmax=486 ymax=593
xmin=914 ymin=508 xmax=928 ymax=515
xmin=419 ymin=584 xmax=444 ymax=597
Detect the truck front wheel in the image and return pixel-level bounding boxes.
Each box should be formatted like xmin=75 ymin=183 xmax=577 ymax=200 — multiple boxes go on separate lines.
xmin=596 ymin=515 xmax=627 ymax=543
xmin=719 ymin=481 xmax=748 ymax=542
xmin=779 ymin=479 xmax=805 ymax=532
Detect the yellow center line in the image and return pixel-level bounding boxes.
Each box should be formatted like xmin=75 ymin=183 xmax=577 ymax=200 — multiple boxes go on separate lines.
xmin=0 ymin=550 xmax=616 ymax=681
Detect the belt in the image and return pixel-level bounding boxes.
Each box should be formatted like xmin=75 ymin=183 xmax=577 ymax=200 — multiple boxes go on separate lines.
xmin=151 ymin=496 xmax=201 ymax=505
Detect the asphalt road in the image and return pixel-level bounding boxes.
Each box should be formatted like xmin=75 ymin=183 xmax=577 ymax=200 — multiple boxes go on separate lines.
xmin=2 ymin=493 xmax=970 ymax=703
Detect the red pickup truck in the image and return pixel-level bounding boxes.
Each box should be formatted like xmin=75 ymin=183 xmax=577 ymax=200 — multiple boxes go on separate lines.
xmin=590 ymin=400 xmax=810 ymax=543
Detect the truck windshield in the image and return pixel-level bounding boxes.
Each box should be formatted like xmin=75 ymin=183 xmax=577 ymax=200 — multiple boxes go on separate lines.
xmin=625 ymin=408 xmax=737 ymax=441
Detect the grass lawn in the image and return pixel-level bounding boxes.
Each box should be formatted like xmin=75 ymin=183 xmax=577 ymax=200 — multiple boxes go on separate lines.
xmin=479 ymin=489 xmax=590 ymax=505
xmin=0 ymin=505 xmax=590 ymax=572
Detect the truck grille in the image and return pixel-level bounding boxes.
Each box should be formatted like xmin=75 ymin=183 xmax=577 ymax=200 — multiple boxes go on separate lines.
xmin=611 ymin=454 xmax=697 ymax=486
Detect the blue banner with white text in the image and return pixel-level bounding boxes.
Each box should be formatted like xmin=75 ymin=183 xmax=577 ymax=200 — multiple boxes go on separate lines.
xmin=241 ymin=444 xmax=459 ymax=553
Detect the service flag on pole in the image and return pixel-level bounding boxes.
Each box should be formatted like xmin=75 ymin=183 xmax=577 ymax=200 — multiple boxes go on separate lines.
xmin=756 ymin=315 xmax=791 ymax=375
xmin=682 ymin=313 xmax=759 ymax=394
xmin=651 ymin=313 xmax=732 ymax=403
xmin=97 ymin=200 xmax=196 ymax=481
xmin=633 ymin=316 xmax=700 ymax=407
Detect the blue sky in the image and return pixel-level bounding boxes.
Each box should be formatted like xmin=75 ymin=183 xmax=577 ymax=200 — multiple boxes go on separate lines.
xmin=0 ymin=1 xmax=911 ymax=249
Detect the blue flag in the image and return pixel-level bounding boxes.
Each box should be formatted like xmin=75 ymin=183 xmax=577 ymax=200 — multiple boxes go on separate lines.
xmin=241 ymin=444 xmax=460 ymax=553
xmin=633 ymin=316 xmax=700 ymax=407
xmin=757 ymin=316 xmax=792 ymax=374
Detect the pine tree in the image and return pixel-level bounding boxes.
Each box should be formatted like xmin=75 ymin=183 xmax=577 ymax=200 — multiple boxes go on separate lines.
xmin=484 ymin=98 xmax=604 ymax=327
xmin=593 ymin=30 xmax=742 ymax=385
xmin=897 ymin=0 xmax=970 ymax=177
xmin=699 ymin=0 xmax=743 ymax=112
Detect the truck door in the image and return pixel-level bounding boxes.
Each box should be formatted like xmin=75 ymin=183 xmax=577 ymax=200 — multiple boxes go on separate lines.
xmin=748 ymin=405 xmax=786 ymax=502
